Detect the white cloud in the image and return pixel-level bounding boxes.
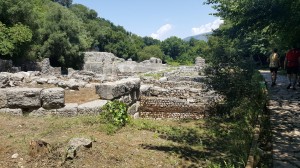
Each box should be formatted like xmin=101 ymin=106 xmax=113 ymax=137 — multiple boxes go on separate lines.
xmin=192 ymin=18 xmax=224 ymax=35
xmin=151 ymin=24 xmax=172 ymax=40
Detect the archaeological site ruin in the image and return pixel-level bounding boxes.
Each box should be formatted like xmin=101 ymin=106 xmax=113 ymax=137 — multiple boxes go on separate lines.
xmin=0 ymin=52 xmax=222 ymax=119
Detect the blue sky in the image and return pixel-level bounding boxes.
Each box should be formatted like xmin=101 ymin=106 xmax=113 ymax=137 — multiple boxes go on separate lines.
xmin=72 ymin=0 xmax=223 ymax=40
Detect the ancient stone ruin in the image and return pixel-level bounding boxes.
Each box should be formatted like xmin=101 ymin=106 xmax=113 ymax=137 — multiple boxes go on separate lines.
xmin=0 ymin=52 xmax=222 ymax=119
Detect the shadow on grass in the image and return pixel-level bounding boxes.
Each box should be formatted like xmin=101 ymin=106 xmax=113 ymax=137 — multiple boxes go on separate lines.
xmin=137 ymin=117 xmax=250 ymax=167
xmin=141 ymin=144 xmax=211 ymax=163
xmin=158 ymin=128 xmax=203 ymax=146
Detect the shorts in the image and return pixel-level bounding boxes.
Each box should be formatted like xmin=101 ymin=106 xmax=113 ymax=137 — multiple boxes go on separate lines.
xmin=286 ymin=67 xmax=298 ymax=74
xmin=270 ymin=67 xmax=279 ymax=73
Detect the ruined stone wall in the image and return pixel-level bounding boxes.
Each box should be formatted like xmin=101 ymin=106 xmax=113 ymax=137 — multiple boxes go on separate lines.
xmin=37 ymin=58 xmax=61 ymax=76
xmin=83 ymin=52 xmax=167 ymax=76
xmin=0 ymin=87 xmax=108 ymax=117
xmin=139 ymin=97 xmax=207 ymax=119
xmin=1 ymin=58 xmax=61 ymax=75
xmin=138 ymin=60 xmax=223 ymax=119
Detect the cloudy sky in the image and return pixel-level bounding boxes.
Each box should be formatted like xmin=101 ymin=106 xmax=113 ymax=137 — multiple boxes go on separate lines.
xmin=73 ymin=0 xmax=223 ymax=40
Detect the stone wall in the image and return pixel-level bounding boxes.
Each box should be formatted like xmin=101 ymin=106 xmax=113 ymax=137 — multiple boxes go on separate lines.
xmin=138 ymin=62 xmax=223 ymax=119
xmin=83 ymin=52 xmax=167 ymax=76
xmin=0 ymin=87 xmax=108 ymax=117
xmin=0 ymin=58 xmax=61 ymax=75
xmin=37 ymin=58 xmax=61 ymax=76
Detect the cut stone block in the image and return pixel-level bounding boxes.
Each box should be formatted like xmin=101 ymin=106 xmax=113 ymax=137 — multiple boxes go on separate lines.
xmin=0 ymin=108 xmax=23 ymax=116
xmin=29 ymin=107 xmax=56 ymax=117
xmin=7 ymin=88 xmax=42 ymax=109
xmin=41 ymin=88 xmax=65 ymax=109
xmin=78 ymin=100 xmax=107 ymax=115
xmin=56 ymin=103 xmax=78 ymax=117
xmin=95 ymin=77 xmax=140 ymax=100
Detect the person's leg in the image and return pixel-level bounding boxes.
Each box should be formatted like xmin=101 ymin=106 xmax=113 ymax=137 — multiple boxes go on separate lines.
xmin=292 ymin=68 xmax=298 ymax=89
xmin=273 ymin=72 xmax=277 ymax=84
xmin=273 ymin=68 xmax=278 ymax=84
xmin=287 ymin=68 xmax=292 ymax=89
xmin=270 ymin=68 xmax=275 ymax=85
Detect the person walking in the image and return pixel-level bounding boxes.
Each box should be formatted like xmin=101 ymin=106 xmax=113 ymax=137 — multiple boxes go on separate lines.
xmin=284 ymin=45 xmax=300 ymax=90
xmin=268 ymin=48 xmax=281 ymax=86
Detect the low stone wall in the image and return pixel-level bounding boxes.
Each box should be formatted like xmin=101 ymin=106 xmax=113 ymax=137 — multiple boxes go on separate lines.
xmin=0 ymin=87 xmax=108 ymax=117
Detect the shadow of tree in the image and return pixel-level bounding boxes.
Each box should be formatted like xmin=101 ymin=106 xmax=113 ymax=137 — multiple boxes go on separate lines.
xmin=137 ymin=119 xmax=239 ymax=166
xmin=141 ymin=144 xmax=210 ymax=164
xmin=158 ymin=128 xmax=203 ymax=146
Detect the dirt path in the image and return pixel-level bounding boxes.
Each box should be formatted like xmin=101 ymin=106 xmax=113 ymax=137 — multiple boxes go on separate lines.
xmin=260 ymin=70 xmax=300 ymax=168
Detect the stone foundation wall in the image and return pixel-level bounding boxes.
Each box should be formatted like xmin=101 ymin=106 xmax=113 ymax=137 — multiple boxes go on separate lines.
xmin=141 ymin=79 xmax=206 ymax=89
xmin=0 ymin=87 xmax=108 ymax=117
xmin=138 ymin=62 xmax=223 ymax=119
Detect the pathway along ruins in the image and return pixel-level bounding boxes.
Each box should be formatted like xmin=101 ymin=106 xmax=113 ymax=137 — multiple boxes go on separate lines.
xmin=260 ymin=70 xmax=300 ymax=168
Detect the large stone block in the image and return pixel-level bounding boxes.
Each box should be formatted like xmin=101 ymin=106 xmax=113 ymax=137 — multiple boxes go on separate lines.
xmin=78 ymin=100 xmax=107 ymax=115
xmin=0 ymin=89 xmax=7 ymax=108
xmin=29 ymin=107 xmax=56 ymax=117
xmin=96 ymin=78 xmax=140 ymax=100
xmin=41 ymin=88 xmax=65 ymax=109
xmin=56 ymin=103 xmax=78 ymax=117
xmin=0 ymin=108 xmax=23 ymax=116
xmin=7 ymin=88 xmax=42 ymax=109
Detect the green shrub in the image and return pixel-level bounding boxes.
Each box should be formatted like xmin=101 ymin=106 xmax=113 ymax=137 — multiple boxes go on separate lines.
xmin=101 ymin=100 xmax=129 ymax=127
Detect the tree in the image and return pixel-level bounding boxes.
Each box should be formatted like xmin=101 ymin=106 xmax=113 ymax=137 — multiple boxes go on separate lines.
xmin=137 ymin=45 xmax=164 ymax=62
xmin=143 ymin=36 xmax=161 ymax=46
xmin=160 ymin=36 xmax=187 ymax=60
xmin=205 ymin=0 xmax=300 ymax=47
xmin=0 ymin=22 xmax=32 ymax=58
xmin=52 ymin=0 xmax=72 ymax=7
xmin=36 ymin=2 xmax=92 ymax=69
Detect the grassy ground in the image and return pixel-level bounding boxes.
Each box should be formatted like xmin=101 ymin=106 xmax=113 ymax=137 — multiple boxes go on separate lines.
xmin=0 ymin=114 xmax=252 ymax=168
xmin=64 ymin=87 xmax=99 ymax=104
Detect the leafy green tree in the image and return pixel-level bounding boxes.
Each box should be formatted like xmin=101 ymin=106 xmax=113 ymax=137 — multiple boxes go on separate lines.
xmin=52 ymin=0 xmax=72 ymax=7
xmin=37 ymin=2 xmax=92 ymax=69
xmin=160 ymin=36 xmax=187 ymax=60
xmin=137 ymin=45 xmax=164 ymax=61
xmin=0 ymin=22 xmax=32 ymax=57
xmin=143 ymin=36 xmax=161 ymax=46
xmin=205 ymin=0 xmax=300 ymax=47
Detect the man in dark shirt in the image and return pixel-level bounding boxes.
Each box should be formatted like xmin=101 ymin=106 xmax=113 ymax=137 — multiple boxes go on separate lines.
xmin=284 ymin=45 xmax=300 ymax=90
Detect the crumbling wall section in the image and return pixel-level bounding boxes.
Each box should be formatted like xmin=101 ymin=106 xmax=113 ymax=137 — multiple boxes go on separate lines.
xmin=0 ymin=87 xmax=108 ymax=117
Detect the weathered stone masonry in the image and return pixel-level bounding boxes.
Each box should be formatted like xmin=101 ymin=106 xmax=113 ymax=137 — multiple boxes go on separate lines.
xmin=0 ymin=87 xmax=108 ymax=117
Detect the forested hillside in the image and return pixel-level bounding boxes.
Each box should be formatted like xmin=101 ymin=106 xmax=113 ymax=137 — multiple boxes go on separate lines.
xmin=0 ymin=0 xmax=208 ymax=69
